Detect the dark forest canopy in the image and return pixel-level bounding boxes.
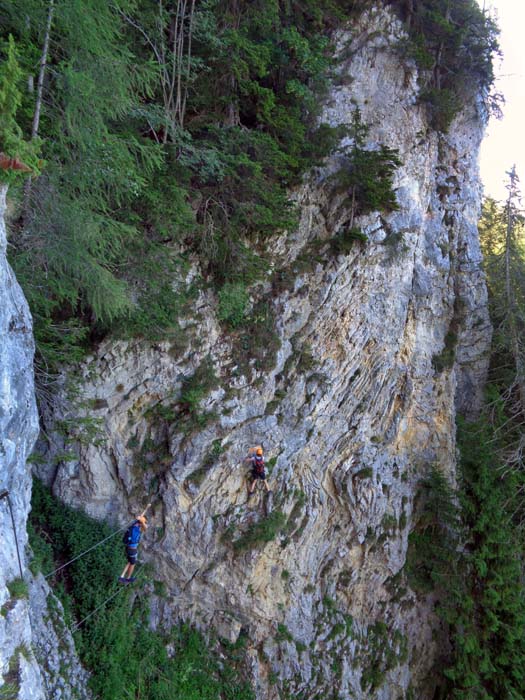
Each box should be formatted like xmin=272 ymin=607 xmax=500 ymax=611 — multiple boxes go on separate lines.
xmin=0 ymin=0 xmax=499 ymax=373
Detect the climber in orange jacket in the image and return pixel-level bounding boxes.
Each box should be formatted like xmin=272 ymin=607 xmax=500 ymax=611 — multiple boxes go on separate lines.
xmin=245 ymin=446 xmax=270 ymax=497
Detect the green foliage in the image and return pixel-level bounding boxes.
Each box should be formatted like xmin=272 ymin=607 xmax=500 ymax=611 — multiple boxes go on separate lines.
xmin=136 ymin=359 xmax=220 ymax=485
xmin=392 ymin=0 xmax=500 ymax=131
xmin=233 ymin=300 xmax=281 ymax=377
xmin=419 ymin=86 xmax=461 ymax=133
xmin=405 ymin=465 xmax=459 ymax=594
xmin=204 ymin=439 xmax=225 ymax=466
xmin=0 ymin=34 xmax=39 ymax=182
xmin=1 ymin=0 xmax=361 ymax=376
xmin=0 ymin=0 xmax=499 ymax=390
xmin=431 ymin=330 xmax=458 ymax=373
xmin=329 ymin=226 xmax=368 ymax=255
xmin=218 ymin=282 xmax=249 ymax=328
xmin=276 ymin=623 xmax=294 ymax=643
xmin=339 ymin=144 xmax=401 ymax=215
xmin=266 ymin=456 xmax=277 ymax=473
xmin=6 ymin=578 xmax=28 ymax=600
xmin=478 ymin=186 xmax=525 ymax=538
xmin=28 ymin=479 xmax=254 ymax=700
xmin=177 ymin=358 xmax=220 ymax=430
xmin=285 ymin=490 xmax=307 ymax=536
xmin=3 ymin=1 xmax=192 ymax=373
xmin=405 ymin=421 xmax=525 ymax=697
xmin=360 ymin=623 xmax=408 ymax=692
xmin=329 ymin=109 xmax=401 ymax=235
xmin=354 ymin=467 xmax=373 ymax=480
xmin=322 ymin=596 xmax=337 ymax=614
xmin=112 ymin=250 xmax=191 ymax=343
xmin=442 ymin=418 xmax=525 ymax=698
xmin=427 ymin=181 xmax=525 ymax=696
xmin=232 ymin=510 xmax=286 ymax=552
xmin=398 ymin=510 xmax=407 ymax=530
xmin=150 ymin=357 xmax=220 ymax=433
xmin=480 ymin=193 xmax=525 ymax=399
xmin=0 ymin=683 xmax=18 ymax=700
xmin=186 ymin=439 xmax=225 ymax=488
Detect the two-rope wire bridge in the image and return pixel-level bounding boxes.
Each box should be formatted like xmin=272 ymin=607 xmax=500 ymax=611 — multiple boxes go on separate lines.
xmin=1 ymin=490 xmax=145 ymax=637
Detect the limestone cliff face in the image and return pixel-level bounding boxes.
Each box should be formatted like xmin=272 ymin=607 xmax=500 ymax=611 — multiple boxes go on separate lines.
xmin=0 ymin=186 xmax=89 ymax=700
xmin=0 ymin=183 xmax=44 ymax=699
xmin=37 ymin=7 xmax=490 ymax=700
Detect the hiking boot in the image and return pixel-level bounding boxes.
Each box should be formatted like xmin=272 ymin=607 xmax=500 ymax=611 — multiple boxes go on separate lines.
xmin=118 ymin=576 xmax=128 ymax=584
xmin=126 ymin=576 xmax=137 ymax=583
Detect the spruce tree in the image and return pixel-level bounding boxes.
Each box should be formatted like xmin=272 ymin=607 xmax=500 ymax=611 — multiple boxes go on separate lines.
xmin=479 ymin=175 xmax=525 ymax=479
xmin=444 ymin=419 xmax=525 ymax=698
xmin=0 ymin=34 xmax=38 ymax=182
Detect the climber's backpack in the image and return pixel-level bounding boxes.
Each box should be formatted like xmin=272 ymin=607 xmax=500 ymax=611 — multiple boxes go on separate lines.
xmin=253 ymin=457 xmax=265 ymax=475
xmin=122 ymin=522 xmax=139 ymax=546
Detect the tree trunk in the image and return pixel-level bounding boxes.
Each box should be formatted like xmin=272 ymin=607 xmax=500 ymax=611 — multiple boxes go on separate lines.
xmin=433 ymin=1 xmax=451 ymax=90
xmin=24 ymin=0 xmax=54 ymax=214
xmin=32 ymin=0 xmax=54 ymax=140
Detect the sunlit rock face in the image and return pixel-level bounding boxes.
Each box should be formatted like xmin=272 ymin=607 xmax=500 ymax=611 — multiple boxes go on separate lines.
xmin=39 ymin=6 xmax=490 ymax=699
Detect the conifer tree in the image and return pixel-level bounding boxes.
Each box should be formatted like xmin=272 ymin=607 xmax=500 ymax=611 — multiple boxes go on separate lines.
xmin=479 ymin=173 xmax=525 ymax=479
xmin=0 ymin=34 xmax=38 ymax=182
xmin=443 ymin=419 xmax=525 ymax=698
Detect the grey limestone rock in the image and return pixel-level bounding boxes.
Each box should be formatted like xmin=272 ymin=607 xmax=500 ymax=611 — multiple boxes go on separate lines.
xmin=0 ymin=183 xmax=43 ymax=699
xmin=29 ymin=575 xmax=91 ymax=700
xmin=0 ymin=185 xmax=89 ymax=698
xmin=35 ymin=6 xmax=491 ymax=700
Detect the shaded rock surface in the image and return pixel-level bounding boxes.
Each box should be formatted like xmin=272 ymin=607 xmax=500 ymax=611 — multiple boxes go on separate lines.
xmin=0 ymin=184 xmax=89 ymax=699
xmin=0 ymin=182 xmax=44 ymax=699
xmin=29 ymin=576 xmax=91 ymax=700
xmin=36 ymin=7 xmax=490 ymax=700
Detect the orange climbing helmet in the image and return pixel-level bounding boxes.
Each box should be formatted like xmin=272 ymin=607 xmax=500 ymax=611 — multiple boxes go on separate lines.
xmin=256 ymin=447 xmax=263 ymax=456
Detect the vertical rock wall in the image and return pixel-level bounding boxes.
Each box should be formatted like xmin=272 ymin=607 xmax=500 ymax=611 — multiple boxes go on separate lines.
xmin=0 ymin=183 xmax=43 ymax=697
xmin=36 ymin=6 xmax=491 ymax=700
xmin=0 ymin=186 xmax=89 ymax=699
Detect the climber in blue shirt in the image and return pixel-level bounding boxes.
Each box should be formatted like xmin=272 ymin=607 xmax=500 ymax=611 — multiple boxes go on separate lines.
xmin=119 ymin=512 xmax=148 ymax=584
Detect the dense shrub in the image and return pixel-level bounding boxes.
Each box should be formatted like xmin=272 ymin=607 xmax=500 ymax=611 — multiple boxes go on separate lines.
xmin=391 ymin=0 xmax=500 ymax=131
xmin=218 ymin=282 xmax=249 ymax=328
xmin=232 ymin=510 xmax=287 ymax=552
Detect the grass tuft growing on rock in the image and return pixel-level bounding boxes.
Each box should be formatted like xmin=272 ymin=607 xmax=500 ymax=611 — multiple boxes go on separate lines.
xmin=6 ymin=578 xmax=28 ymax=600
xmin=232 ymin=511 xmax=286 ymax=552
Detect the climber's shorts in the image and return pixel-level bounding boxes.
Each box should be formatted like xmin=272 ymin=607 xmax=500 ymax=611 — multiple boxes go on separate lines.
xmin=251 ymin=468 xmax=267 ymax=481
xmin=125 ymin=546 xmax=138 ymax=564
